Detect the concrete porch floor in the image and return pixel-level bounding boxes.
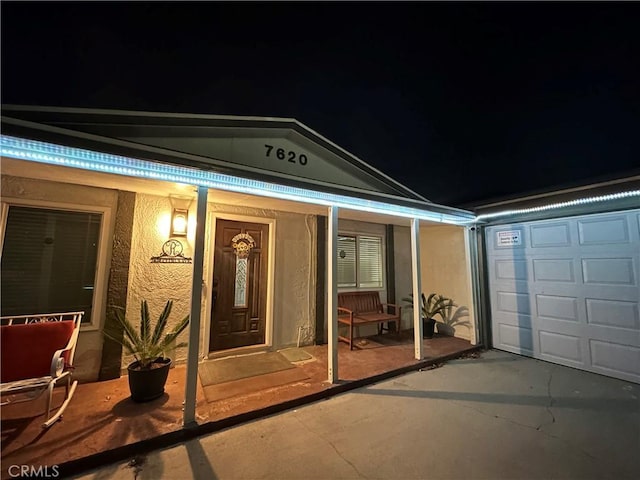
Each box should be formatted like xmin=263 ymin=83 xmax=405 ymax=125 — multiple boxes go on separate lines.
xmin=1 ymin=333 xmax=475 ymax=479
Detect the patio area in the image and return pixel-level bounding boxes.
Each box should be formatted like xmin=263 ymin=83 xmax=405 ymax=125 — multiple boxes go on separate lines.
xmin=1 ymin=333 xmax=477 ymax=479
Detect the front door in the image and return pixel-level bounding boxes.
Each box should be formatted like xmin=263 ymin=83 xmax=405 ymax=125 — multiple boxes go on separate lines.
xmin=210 ymin=219 xmax=269 ymax=351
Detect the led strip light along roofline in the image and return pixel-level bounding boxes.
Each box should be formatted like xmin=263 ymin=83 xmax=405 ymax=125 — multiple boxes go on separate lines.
xmin=476 ymin=190 xmax=640 ymax=221
xmin=0 ymin=135 xmax=474 ymax=225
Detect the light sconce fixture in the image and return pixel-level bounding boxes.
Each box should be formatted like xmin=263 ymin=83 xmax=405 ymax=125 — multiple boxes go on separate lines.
xmin=171 ymin=208 xmax=189 ymax=237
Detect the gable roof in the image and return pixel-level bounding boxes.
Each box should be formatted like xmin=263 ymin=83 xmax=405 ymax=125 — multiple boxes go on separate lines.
xmin=1 ymin=105 xmax=429 ymax=203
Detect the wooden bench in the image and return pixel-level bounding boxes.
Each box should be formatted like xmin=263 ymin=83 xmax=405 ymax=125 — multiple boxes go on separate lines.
xmin=1 ymin=312 xmax=83 ymax=428
xmin=337 ymin=291 xmax=401 ymax=350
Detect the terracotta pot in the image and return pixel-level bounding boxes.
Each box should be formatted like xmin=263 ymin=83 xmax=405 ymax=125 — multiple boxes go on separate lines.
xmin=127 ymin=357 xmax=171 ymax=402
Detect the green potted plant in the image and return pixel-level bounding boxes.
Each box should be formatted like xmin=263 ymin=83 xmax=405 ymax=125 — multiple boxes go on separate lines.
xmin=104 ymin=300 xmax=189 ymax=402
xmin=435 ymin=298 xmax=470 ymax=336
xmin=402 ymin=293 xmax=450 ymax=339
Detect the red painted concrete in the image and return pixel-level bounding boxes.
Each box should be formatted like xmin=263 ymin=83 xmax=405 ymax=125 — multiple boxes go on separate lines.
xmin=1 ymin=334 xmax=473 ymax=478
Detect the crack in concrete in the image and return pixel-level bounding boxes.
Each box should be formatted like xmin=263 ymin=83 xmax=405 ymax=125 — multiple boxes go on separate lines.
xmin=292 ymin=414 xmax=368 ymax=479
xmin=537 ymin=369 xmax=556 ymax=431
xmin=451 ymin=385 xmax=596 ymax=462
xmin=455 ymin=399 xmax=596 ymax=460
xmin=455 ymin=399 xmax=539 ymax=432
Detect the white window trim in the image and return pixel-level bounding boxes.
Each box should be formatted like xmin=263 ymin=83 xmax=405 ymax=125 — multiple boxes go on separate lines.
xmin=0 ymin=197 xmax=113 ymax=332
xmin=337 ymin=230 xmax=386 ymax=292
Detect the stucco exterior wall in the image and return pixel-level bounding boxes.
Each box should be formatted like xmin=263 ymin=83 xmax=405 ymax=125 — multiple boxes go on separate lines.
xmin=123 ymin=194 xmax=195 ymax=368
xmin=420 ymin=225 xmax=476 ymax=343
xmin=1 ymin=174 xmax=118 ymax=381
xmin=393 ymin=225 xmax=413 ymax=330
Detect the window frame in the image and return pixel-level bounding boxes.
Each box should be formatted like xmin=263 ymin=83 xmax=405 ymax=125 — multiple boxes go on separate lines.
xmin=336 ymin=230 xmax=386 ymax=291
xmin=0 ymin=198 xmax=112 ymax=331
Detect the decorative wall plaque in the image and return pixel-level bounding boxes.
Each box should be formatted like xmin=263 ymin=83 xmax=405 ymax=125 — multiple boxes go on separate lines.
xmin=150 ymin=239 xmax=192 ymax=264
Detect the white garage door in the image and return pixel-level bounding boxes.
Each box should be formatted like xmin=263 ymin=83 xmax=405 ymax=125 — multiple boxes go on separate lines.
xmin=486 ymin=209 xmax=640 ymax=383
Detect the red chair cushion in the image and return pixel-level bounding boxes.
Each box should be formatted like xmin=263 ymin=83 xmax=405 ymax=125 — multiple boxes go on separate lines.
xmin=1 ymin=320 xmax=75 ymax=383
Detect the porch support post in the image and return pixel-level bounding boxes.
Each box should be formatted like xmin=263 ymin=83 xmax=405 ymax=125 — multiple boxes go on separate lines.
xmin=465 ymin=226 xmax=481 ymax=346
xmin=410 ymin=217 xmax=423 ymax=360
xmin=327 ymin=205 xmax=339 ymax=383
xmin=183 ymin=186 xmax=208 ymax=427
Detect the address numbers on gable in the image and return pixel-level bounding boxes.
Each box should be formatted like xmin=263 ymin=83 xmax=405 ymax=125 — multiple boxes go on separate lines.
xmin=264 ymin=144 xmax=308 ymax=166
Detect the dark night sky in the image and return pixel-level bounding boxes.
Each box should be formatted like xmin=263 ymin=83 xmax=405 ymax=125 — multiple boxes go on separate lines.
xmin=2 ymin=2 xmax=639 ymax=207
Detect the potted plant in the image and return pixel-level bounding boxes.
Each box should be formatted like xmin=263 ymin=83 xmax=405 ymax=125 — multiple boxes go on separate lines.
xmin=104 ymin=300 xmax=189 ymax=402
xmin=402 ymin=293 xmax=450 ymax=339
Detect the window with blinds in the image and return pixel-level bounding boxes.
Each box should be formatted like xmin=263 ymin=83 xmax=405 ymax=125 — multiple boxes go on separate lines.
xmin=337 ymin=234 xmax=383 ymax=289
xmin=0 ymin=206 xmax=102 ymax=323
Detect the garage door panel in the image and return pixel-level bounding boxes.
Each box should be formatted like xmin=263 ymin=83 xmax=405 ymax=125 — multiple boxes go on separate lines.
xmin=530 ymin=222 xmax=571 ymax=247
xmin=495 ymin=258 xmax=528 ymax=281
xmin=497 ymin=323 xmax=534 ymax=354
xmin=589 ymin=340 xmax=640 ymax=382
xmin=532 ymin=258 xmax=575 ymax=282
xmin=578 ymin=216 xmax=630 ymax=245
xmin=536 ymin=294 xmax=578 ymax=321
xmin=581 ymin=257 xmax=636 ymax=285
xmin=496 ymin=290 xmax=531 ymax=315
xmin=538 ymin=330 xmax=583 ymax=365
xmin=487 ymin=209 xmax=640 ymax=383
xmin=585 ymin=298 xmax=639 ymax=330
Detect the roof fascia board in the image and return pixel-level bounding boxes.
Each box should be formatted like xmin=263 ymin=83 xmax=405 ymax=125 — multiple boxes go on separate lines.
xmin=477 ymin=198 xmax=640 ymax=225
xmin=471 ymin=175 xmax=640 ymax=210
xmin=1 ymin=104 xmax=299 ymax=124
xmin=474 ymin=178 xmax=640 ymax=216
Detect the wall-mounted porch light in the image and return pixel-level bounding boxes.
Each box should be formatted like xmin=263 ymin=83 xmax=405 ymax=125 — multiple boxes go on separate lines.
xmin=171 ymin=208 xmax=189 ymax=237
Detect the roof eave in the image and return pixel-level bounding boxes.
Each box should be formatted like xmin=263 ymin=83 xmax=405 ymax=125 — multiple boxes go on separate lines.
xmin=1 ymin=115 xmax=473 ymax=221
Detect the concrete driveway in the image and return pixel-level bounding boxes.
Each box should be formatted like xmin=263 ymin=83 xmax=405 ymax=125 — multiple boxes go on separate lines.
xmin=74 ymin=350 xmax=640 ymax=479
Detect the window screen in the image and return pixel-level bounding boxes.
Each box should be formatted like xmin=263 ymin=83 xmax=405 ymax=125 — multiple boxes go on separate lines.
xmin=1 ymin=206 xmax=102 ymax=323
xmin=358 ymin=236 xmax=383 ymax=288
xmin=337 ymin=234 xmax=383 ymax=289
xmin=337 ymin=235 xmax=357 ymax=288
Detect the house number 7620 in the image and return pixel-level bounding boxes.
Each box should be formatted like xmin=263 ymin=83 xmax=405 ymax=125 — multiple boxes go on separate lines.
xmin=264 ymin=144 xmax=308 ymax=166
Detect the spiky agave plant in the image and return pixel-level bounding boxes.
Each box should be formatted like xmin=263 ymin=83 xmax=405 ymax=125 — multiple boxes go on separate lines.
xmin=104 ymin=300 xmax=190 ymax=369
xmin=402 ymin=293 xmax=451 ymax=320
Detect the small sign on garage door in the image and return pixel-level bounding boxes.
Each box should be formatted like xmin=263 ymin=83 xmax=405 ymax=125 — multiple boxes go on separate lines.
xmin=497 ymin=230 xmax=522 ymax=246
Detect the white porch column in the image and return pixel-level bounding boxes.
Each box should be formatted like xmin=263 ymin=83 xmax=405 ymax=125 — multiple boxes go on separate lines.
xmin=183 ymin=186 xmax=208 ymax=426
xmin=410 ymin=217 xmax=423 ymax=360
xmin=327 ymin=206 xmax=339 ymax=383
xmin=465 ymin=226 xmax=481 ymax=346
